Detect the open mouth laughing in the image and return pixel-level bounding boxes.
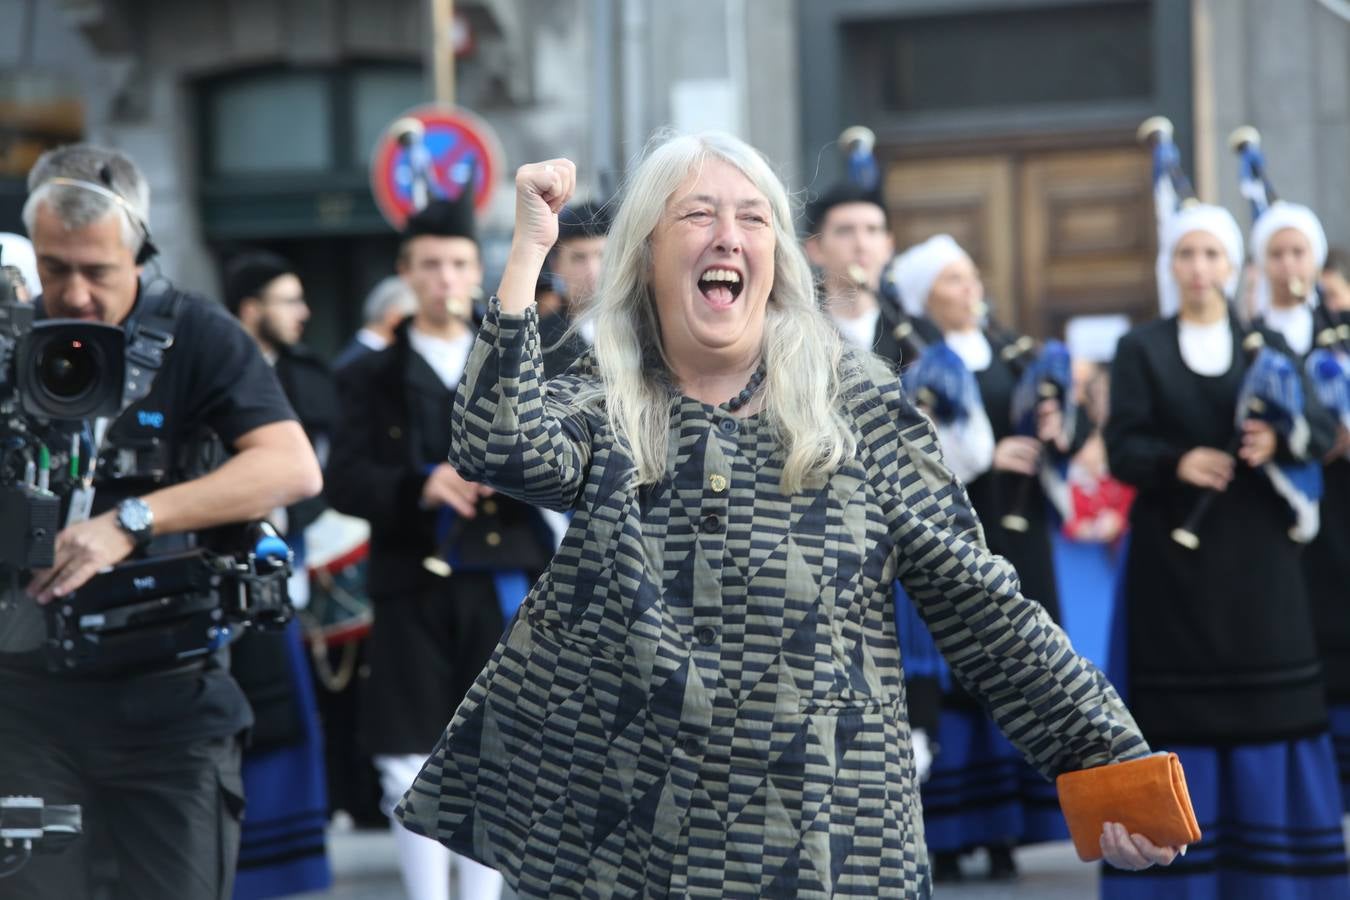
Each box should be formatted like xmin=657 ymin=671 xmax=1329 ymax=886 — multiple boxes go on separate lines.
xmin=697 ymin=266 xmax=744 ymax=310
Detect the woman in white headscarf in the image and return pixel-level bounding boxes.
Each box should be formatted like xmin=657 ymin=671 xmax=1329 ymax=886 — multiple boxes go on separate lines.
xmin=1250 ymin=201 xmax=1330 ymax=356
xmin=1250 ymin=200 xmax=1350 ymax=812
xmin=1103 ymin=204 xmax=1347 ymax=899
xmin=893 ymin=234 xmax=1086 ymax=883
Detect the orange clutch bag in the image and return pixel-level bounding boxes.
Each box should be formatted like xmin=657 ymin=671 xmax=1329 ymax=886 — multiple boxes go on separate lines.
xmin=1056 ymin=752 xmax=1202 ymax=862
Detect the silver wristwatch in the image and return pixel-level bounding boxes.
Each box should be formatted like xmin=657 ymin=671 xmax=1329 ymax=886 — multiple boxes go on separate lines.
xmin=115 ymin=497 xmax=155 ymax=549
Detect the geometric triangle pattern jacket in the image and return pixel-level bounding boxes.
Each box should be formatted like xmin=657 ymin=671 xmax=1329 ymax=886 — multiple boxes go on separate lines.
xmin=396 ymin=298 xmax=1149 ymax=898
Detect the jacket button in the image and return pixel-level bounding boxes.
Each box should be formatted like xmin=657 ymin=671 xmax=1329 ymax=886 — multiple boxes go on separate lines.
xmin=701 ymin=514 xmax=722 ymax=534
xmin=697 ymin=626 xmax=717 ymax=646
xmin=719 ymin=418 xmax=738 ymax=435
xmin=682 ymin=737 xmax=700 ymax=755
xmin=388 ymin=426 xmax=402 ymax=440
xmin=486 ymin=532 xmax=502 ymax=547
xmin=482 ymin=499 xmax=498 ymax=515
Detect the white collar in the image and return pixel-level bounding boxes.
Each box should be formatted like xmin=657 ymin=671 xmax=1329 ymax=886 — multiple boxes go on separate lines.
xmin=1177 ymin=316 xmax=1233 ymax=376
xmin=944 ymin=329 xmax=992 ymax=372
xmin=1263 ymin=303 xmax=1313 ymax=356
xmin=832 ymin=306 xmax=882 ymax=351
xmin=409 ymin=326 xmax=475 ymax=390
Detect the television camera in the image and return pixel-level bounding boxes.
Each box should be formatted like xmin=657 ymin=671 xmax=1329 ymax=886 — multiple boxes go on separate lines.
xmin=0 ymin=248 xmax=293 ymax=674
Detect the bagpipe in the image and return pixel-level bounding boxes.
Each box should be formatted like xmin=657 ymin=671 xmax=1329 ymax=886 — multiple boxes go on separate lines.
xmin=1232 ymin=126 xmax=1350 ymax=451
xmin=837 ymin=126 xmax=1074 ymax=516
xmin=1138 ymin=116 xmax=1322 ymax=547
xmin=1001 ymin=333 xmax=1076 ymax=532
xmin=902 ymin=342 xmax=977 ymax=426
xmin=836 ymin=125 xmax=931 ymax=364
xmin=1230 ymin=126 xmax=1349 ymax=353
xmin=1139 ymin=116 xmax=1195 ymax=319
xmin=900 ymin=288 xmax=1073 ymax=523
xmin=1167 ymin=314 xmax=1321 ymax=548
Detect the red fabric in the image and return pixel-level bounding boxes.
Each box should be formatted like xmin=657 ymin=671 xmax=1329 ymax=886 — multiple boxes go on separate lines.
xmin=1064 ymin=475 xmax=1135 ymax=542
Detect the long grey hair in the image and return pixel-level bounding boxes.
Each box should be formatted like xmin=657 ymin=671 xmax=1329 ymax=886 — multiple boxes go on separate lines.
xmin=573 ymin=132 xmax=864 ymax=494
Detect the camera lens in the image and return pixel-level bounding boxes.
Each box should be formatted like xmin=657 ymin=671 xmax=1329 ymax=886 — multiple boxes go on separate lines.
xmin=37 ymin=339 xmax=98 ymax=402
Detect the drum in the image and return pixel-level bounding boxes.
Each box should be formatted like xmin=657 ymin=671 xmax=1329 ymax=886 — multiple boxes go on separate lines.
xmin=298 ymin=511 xmax=373 ymax=691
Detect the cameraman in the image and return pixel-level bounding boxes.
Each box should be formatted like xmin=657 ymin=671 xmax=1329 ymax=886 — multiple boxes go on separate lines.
xmin=0 ymin=145 xmax=321 ymax=899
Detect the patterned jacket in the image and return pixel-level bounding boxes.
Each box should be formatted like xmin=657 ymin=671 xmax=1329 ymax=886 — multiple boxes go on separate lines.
xmin=397 ymin=298 xmax=1148 ymax=898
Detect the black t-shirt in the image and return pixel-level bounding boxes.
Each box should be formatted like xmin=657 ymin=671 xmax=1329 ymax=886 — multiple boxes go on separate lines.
xmin=93 ymin=285 xmax=299 ymax=515
xmin=0 ymin=283 xmax=297 ymax=745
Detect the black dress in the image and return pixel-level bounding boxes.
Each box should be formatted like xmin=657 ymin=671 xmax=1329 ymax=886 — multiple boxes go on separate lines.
xmin=1270 ymin=310 xmax=1350 ymax=707
xmin=326 ymin=322 xmax=554 ymax=754
xmin=1260 ymin=308 xmax=1350 ymax=809
xmin=962 ymin=338 xmax=1078 ymax=626
xmin=872 ymin=318 xmax=1073 ymax=617
xmin=917 ymin=330 xmax=1087 ymax=855
xmin=1105 ymin=317 xmax=1335 ymax=744
xmin=1309 ymin=433 xmax=1350 ymax=704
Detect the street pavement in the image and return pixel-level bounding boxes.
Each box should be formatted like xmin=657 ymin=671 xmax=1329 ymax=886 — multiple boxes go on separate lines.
xmin=296 ymin=818 xmax=1350 ymax=898
xmin=297 ymin=825 xmax=1099 ymax=899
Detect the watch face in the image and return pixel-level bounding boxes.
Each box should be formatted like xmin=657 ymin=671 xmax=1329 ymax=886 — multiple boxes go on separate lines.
xmin=119 ymin=500 xmax=152 ymax=535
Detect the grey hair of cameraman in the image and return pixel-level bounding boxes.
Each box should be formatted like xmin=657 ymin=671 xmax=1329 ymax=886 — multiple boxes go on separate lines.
xmin=20 ymin=144 xmax=151 ymax=260
xmin=363 ymin=274 xmax=417 ymax=325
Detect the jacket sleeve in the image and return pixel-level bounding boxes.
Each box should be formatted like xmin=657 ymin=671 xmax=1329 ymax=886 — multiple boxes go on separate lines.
xmin=448 ymin=297 xmax=594 ymax=512
xmin=1104 ymin=331 xmax=1189 ymax=491
xmin=324 ymin=359 xmax=428 ymax=532
xmin=864 ymin=375 xmax=1150 ymax=777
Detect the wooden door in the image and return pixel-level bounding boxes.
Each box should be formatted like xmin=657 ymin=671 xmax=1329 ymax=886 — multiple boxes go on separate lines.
xmin=882 ymin=142 xmax=1156 ymax=338
xmin=882 ymin=156 xmax=1017 ymax=327
xmin=1019 ymin=148 xmax=1155 ymax=337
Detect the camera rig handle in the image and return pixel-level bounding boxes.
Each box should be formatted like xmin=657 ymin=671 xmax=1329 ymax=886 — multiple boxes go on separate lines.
xmin=43 ymin=526 xmax=294 ymax=675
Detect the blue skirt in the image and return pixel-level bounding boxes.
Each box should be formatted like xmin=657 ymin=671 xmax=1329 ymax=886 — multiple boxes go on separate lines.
xmin=897 ymin=580 xmax=1068 ymax=852
xmin=232 ymin=620 xmax=333 ymax=899
xmin=1099 ymin=736 xmax=1350 ymax=900
xmin=1051 ymin=532 xmax=1121 ymax=670
xmin=1331 ymin=703 xmax=1350 ymax=813
xmin=920 ymin=705 xmax=1068 ymax=852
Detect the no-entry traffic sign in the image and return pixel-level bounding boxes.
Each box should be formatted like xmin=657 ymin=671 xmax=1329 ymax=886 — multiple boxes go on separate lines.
xmin=369 ymin=103 xmax=504 ymax=230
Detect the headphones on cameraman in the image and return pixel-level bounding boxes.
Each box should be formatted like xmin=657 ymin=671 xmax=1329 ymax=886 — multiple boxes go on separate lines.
xmin=42 ymin=166 xmax=160 ymax=266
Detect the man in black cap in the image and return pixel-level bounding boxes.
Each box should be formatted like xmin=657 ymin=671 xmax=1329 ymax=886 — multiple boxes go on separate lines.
xmin=804 ymin=183 xmax=934 ymax=366
xmin=538 ymin=199 xmax=610 ymax=378
xmin=802 ymin=183 xmax=943 ymax=786
xmin=224 ymin=251 xmax=339 ymax=556
xmin=222 ymin=248 xmax=337 ymax=894
xmin=326 ymin=194 xmax=553 ymax=900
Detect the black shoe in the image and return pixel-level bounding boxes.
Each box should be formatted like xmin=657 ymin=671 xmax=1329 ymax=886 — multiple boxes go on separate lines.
xmin=986 ymin=844 xmax=1018 ymax=880
xmin=932 ymin=851 xmax=963 ymax=882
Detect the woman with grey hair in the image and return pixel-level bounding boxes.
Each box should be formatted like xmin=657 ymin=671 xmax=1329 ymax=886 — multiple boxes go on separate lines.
xmin=396 ymin=132 xmax=1178 ymax=896
xmin=333 ymin=275 xmax=418 ymax=370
